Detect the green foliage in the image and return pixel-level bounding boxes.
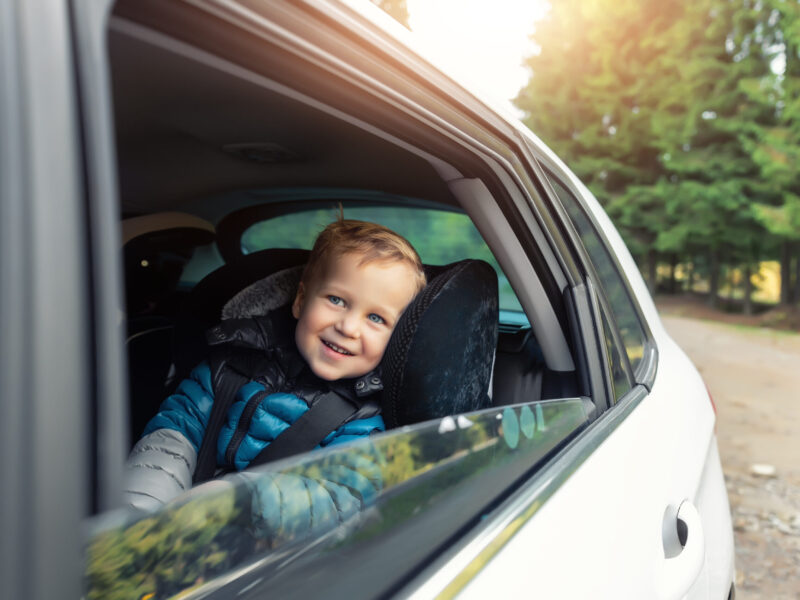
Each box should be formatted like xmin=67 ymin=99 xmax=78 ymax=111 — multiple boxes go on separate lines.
xmin=515 ymin=0 xmax=800 ymax=297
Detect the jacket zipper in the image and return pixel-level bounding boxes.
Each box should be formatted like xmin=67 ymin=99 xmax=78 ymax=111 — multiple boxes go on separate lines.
xmin=224 ymin=389 xmax=272 ymax=466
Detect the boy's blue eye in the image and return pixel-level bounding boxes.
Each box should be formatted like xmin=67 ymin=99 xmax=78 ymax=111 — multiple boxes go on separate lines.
xmin=368 ymin=313 xmax=385 ymax=324
xmin=328 ymin=295 xmax=344 ymax=306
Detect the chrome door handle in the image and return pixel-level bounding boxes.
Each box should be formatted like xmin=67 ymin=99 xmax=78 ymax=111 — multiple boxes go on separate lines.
xmin=656 ymin=499 xmax=705 ymax=599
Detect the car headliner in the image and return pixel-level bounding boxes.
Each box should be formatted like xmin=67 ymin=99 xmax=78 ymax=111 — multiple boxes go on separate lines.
xmin=109 ymin=16 xmax=458 ymax=218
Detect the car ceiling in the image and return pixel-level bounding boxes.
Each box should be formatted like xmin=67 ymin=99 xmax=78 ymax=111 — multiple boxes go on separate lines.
xmin=108 ymin=16 xmax=458 ymax=219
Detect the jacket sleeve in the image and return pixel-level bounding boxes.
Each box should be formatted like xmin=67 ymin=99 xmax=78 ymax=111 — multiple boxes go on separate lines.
xmin=235 ymin=440 xmax=384 ymax=547
xmin=123 ymin=362 xmax=215 ymax=511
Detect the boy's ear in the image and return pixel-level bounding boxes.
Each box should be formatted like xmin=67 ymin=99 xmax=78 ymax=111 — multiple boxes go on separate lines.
xmin=291 ymin=283 xmax=305 ymax=319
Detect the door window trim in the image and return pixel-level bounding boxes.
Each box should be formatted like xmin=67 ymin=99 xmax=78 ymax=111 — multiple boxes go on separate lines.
xmin=533 ymin=163 xmax=657 ymax=392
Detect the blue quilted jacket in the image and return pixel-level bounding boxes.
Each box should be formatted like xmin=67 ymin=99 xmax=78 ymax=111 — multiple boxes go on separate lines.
xmin=144 ymin=360 xmax=385 ymax=471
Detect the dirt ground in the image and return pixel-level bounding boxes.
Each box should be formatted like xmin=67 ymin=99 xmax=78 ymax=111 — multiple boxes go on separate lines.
xmin=657 ymin=296 xmax=800 ymax=600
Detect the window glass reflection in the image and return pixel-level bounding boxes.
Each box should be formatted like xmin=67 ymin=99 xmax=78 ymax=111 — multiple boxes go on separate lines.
xmin=85 ymin=399 xmax=588 ymax=599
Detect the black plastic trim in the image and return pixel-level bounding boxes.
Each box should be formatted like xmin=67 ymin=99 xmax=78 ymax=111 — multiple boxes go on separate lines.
xmin=564 ymin=282 xmax=610 ymax=411
xmin=538 ymin=167 xmax=657 ymax=391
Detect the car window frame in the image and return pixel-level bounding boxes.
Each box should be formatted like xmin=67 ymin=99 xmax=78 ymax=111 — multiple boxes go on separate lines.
xmin=105 ymin=0 xmax=618 ymax=418
xmin=527 ymin=154 xmax=658 ymax=397
xmin=556 ymin=173 xmax=656 ymax=385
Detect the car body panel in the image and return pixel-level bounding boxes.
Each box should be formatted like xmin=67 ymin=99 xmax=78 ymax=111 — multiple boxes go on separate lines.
xmin=454 ymin=333 xmax=723 ymax=599
xmin=454 ymin=338 xmax=730 ymax=599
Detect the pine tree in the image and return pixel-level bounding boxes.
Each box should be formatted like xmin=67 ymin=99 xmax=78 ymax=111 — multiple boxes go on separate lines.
xmin=738 ymin=0 xmax=800 ymax=306
xmin=516 ymin=0 xmax=772 ymax=308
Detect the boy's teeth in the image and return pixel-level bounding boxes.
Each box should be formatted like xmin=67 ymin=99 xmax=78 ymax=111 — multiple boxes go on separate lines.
xmin=324 ymin=340 xmax=352 ymax=355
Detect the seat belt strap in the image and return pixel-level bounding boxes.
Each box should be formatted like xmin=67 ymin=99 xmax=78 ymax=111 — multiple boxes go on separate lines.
xmin=250 ymin=391 xmax=359 ymax=467
xmin=193 ymin=354 xmax=250 ymax=484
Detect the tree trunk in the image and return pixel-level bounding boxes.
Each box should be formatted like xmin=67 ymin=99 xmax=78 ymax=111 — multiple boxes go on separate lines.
xmin=708 ymin=250 xmax=719 ymax=308
xmin=646 ymin=249 xmax=657 ymax=296
xmin=685 ymin=260 xmax=694 ymax=293
xmin=781 ymin=241 xmax=792 ymax=305
xmin=727 ymin=266 xmax=735 ymax=303
xmin=669 ymin=254 xmax=678 ymax=294
xmin=794 ymin=246 xmax=800 ymax=307
xmin=743 ymin=263 xmax=754 ymax=315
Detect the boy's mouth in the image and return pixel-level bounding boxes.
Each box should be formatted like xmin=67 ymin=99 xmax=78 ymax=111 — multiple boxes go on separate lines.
xmin=322 ymin=339 xmax=354 ymax=356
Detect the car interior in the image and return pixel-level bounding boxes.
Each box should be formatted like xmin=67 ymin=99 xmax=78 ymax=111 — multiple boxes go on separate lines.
xmin=108 ymin=2 xmax=583 ymax=449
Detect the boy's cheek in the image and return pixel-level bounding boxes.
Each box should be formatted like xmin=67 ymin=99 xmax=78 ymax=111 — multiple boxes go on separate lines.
xmin=376 ymin=332 xmax=393 ymax=354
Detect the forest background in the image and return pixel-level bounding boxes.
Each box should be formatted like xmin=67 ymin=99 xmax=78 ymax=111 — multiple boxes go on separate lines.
xmin=376 ymin=0 xmax=800 ymax=325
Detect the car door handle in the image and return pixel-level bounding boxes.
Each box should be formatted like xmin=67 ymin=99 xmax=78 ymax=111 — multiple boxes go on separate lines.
xmin=656 ymin=499 xmax=705 ymax=599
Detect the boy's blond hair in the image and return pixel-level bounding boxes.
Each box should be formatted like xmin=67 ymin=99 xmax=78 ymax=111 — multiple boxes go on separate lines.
xmin=301 ymin=218 xmax=426 ymax=293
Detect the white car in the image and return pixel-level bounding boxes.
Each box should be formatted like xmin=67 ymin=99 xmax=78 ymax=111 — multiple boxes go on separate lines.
xmin=0 ymin=0 xmax=735 ymax=599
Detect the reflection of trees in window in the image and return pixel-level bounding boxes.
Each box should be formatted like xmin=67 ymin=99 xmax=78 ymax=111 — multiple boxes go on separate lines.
xmin=85 ymin=489 xmax=248 ymax=600
xmin=85 ymin=402 xmax=586 ymax=600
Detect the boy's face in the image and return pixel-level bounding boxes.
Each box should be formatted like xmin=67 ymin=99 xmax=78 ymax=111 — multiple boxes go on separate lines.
xmin=292 ymin=252 xmax=418 ymax=381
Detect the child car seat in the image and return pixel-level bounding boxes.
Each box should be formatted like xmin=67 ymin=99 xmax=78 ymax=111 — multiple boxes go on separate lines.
xmin=381 ymin=260 xmax=498 ymax=427
xmin=171 ymin=248 xmax=310 ymax=383
xmin=172 ymin=254 xmax=498 ymax=429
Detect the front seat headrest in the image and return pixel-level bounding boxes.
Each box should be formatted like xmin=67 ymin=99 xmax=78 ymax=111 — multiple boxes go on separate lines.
xmin=381 ymin=259 xmax=498 ymax=428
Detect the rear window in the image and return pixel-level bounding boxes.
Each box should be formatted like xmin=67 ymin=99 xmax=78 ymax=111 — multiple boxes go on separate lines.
xmin=242 ymin=206 xmax=524 ymax=315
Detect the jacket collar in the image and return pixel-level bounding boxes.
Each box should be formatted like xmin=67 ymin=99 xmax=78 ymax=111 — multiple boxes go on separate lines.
xmin=206 ymin=306 xmax=384 ymax=399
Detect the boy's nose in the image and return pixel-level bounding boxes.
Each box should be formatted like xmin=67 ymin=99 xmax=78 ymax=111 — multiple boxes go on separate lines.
xmin=336 ymin=313 xmax=360 ymax=338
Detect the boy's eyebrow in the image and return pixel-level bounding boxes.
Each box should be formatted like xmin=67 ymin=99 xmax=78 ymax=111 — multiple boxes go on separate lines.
xmin=318 ymin=283 xmax=349 ymax=296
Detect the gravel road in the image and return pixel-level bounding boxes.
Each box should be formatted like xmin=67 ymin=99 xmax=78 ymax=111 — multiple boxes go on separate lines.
xmin=661 ymin=315 xmax=800 ymax=600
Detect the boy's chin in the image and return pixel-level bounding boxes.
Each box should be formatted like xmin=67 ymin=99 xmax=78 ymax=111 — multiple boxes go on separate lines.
xmin=309 ymin=361 xmax=375 ymax=382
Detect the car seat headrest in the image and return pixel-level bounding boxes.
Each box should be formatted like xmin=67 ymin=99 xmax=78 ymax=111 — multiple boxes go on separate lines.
xmin=221 ymin=265 xmax=303 ymax=320
xmin=173 ymin=248 xmax=310 ymax=378
xmin=381 ymin=259 xmax=498 ymax=428
xmin=121 ymin=212 xmax=216 ymax=246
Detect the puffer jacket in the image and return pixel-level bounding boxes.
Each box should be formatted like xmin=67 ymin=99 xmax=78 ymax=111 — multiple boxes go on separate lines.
xmin=124 ymin=307 xmax=385 ymax=517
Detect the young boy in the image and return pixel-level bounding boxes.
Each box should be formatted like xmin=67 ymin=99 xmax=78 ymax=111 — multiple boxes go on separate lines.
xmin=124 ymin=218 xmax=426 ymax=512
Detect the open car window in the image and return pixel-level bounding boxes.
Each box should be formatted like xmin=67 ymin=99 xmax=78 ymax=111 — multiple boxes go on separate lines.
xmin=86 ymin=398 xmax=589 ymax=599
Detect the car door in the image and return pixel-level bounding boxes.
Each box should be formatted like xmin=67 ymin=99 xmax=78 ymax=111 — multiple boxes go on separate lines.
xmin=421 ymin=143 xmax=727 ymax=599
